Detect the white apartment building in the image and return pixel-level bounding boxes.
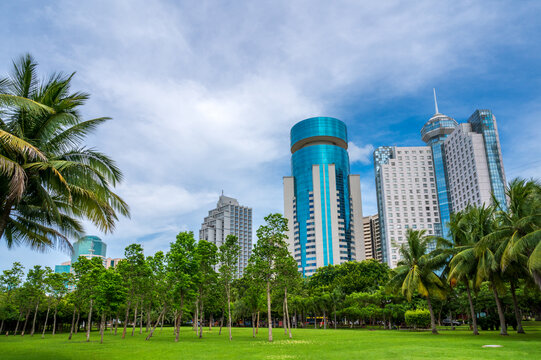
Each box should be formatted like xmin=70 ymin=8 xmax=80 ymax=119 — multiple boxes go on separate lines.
xmin=199 ymin=194 xmax=252 ymax=276
xmin=444 ymin=123 xmax=502 ymax=212
xmin=362 ymin=214 xmax=382 ymax=261
xmin=374 ymin=146 xmax=441 ymax=268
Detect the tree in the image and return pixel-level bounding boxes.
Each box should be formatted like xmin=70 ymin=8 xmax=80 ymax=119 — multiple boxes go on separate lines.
xmin=72 ymin=256 xmax=105 ymax=342
xmin=95 ymin=268 xmax=126 ymax=343
xmin=166 ymin=232 xmax=198 ymax=342
xmin=0 ymin=54 xmax=129 ymax=251
xmin=250 ymin=213 xmax=289 ymax=342
xmin=194 ymin=239 xmax=218 ymax=338
xmin=25 ymin=265 xmax=48 ymax=336
xmin=387 ymin=229 xmax=447 ymax=334
xmin=0 ymin=262 xmax=24 ymax=333
xmin=218 ymin=235 xmax=240 ymax=341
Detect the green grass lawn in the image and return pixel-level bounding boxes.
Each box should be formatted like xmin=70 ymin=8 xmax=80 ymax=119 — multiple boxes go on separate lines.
xmin=2 ymin=322 xmax=540 ymax=360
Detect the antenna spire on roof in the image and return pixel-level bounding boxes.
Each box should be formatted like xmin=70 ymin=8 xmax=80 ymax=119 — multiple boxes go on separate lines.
xmin=433 ymin=88 xmax=439 ymax=114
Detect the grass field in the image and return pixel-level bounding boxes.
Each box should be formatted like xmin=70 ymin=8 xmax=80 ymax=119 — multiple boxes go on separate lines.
xmin=1 ymin=322 xmax=540 ymax=360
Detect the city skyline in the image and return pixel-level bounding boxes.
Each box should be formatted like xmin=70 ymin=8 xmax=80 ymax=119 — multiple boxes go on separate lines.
xmin=2 ymin=1 xmax=541 ymax=271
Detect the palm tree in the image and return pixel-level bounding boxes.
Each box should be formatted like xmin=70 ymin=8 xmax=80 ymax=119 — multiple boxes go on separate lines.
xmin=0 ymin=54 xmax=129 ymax=251
xmin=439 ymin=209 xmax=479 ymax=335
xmin=387 ymin=229 xmax=447 ymax=334
xmin=498 ymin=179 xmax=541 ymax=290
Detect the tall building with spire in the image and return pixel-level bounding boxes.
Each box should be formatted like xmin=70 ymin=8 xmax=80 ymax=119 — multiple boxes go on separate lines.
xmin=283 ymin=117 xmax=364 ymax=276
xmin=374 ymin=91 xmax=507 ymax=267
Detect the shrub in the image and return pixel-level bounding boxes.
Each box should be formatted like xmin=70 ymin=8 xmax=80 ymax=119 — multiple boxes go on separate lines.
xmin=405 ymin=309 xmax=431 ymax=329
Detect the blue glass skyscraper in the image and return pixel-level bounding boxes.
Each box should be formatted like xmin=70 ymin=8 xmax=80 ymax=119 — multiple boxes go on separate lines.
xmin=284 ymin=117 xmax=364 ymax=276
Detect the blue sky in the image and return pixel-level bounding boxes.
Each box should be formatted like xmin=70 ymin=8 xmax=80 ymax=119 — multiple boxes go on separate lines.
xmin=1 ymin=0 xmax=540 ymax=271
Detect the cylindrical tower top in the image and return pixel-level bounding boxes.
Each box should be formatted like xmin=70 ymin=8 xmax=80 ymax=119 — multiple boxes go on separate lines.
xmin=420 ymin=113 xmax=458 ymax=145
xmin=290 ymin=117 xmax=348 ymax=154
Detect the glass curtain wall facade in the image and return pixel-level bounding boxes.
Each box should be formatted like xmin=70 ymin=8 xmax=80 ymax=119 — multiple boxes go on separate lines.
xmin=467 ymin=110 xmax=507 ymax=210
xmin=421 ymin=113 xmax=458 ymax=241
xmin=71 ymin=236 xmax=107 ymax=264
xmin=284 ymin=117 xmax=362 ymax=276
xmin=373 ymin=146 xmax=393 ymax=264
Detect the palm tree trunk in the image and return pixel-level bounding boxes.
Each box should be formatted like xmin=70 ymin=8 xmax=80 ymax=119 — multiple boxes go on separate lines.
xmin=426 ymin=296 xmax=438 ymax=334
xmin=492 ymin=287 xmax=508 ymax=336
xmin=86 ymin=299 xmax=93 ymax=342
xmin=266 ymin=281 xmax=273 ymax=342
xmin=100 ymin=313 xmax=105 ymax=344
xmin=0 ymin=199 xmax=14 ymax=240
xmin=30 ymin=301 xmax=39 ymax=336
xmin=131 ymin=302 xmax=138 ymax=336
xmin=465 ymin=281 xmax=479 ymax=335
xmin=122 ymin=301 xmax=131 ymax=339
xmin=145 ymin=306 xmax=166 ymax=341
xmin=510 ymin=282 xmax=525 ymax=334
xmin=52 ymin=305 xmax=58 ymax=336
xmin=42 ymin=305 xmax=50 ymax=338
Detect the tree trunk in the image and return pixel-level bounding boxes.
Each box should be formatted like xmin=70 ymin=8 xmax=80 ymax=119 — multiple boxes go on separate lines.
xmin=131 ymin=302 xmax=138 ymax=336
xmin=227 ymin=286 xmax=232 ymax=340
xmin=492 ymin=287 xmax=508 ymax=335
xmin=334 ymin=306 xmax=337 ymax=330
xmin=252 ymin=313 xmax=256 ymax=337
xmin=146 ymin=306 xmax=166 ymax=341
xmin=266 ymin=281 xmax=273 ymax=342
xmin=194 ymin=300 xmax=198 ymax=334
xmin=0 ymin=199 xmax=14 ymax=240
xmin=100 ymin=313 xmax=105 ymax=344
xmin=283 ymin=297 xmax=287 ymax=335
xmin=426 ymin=296 xmax=438 ymax=334
xmin=86 ymin=299 xmax=93 ymax=342
xmin=122 ymin=301 xmax=131 ymax=339
xmin=175 ymin=296 xmax=184 ymax=342
xmin=256 ymin=311 xmax=259 ymax=334
xmin=0 ymin=318 xmax=4 ymax=334
xmin=209 ymin=313 xmax=213 ymax=332
xmin=139 ymin=306 xmax=144 ymax=334
xmin=42 ymin=305 xmax=51 ymax=338
xmin=14 ymin=311 xmax=23 ymax=335
xmin=323 ymin=310 xmax=327 ymax=329
xmin=68 ymin=306 xmax=77 ymax=340
xmin=52 ymin=305 xmax=58 ymax=336
xmin=114 ymin=312 xmax=119 ymax=335
xmin=199 ymin=301 xmax=204 ymax=338
xmin=219 ymin=310 xmax=224 ymax=335
xmin=510 ymin=282 xmax=525 ymax=334
xmin=284 ymin=287 xmax=292 ymax=339
xmin=146 ymin=306 xmax=151 ymax=332
xmin=30 ymin=301 xmax=39 ymax=336
xmin=75 ymin=311 xmax=80 ymax=334
xmin=465 ymin=282 xmax=479 ymax=335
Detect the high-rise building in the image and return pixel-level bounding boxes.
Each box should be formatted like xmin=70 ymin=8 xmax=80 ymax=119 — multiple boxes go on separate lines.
xmin=54 ymin=236 xmax=120 ymax=273
xmin=373 ymin=146 xmax=441 ymax=268
xmin=374 ymin=93 xmax=507 ymax=268
xmin=283 ymin=117 xmax=363 ymax=276
xmin=199 ymin=194 xmax=252 ymax=276
xmin=362 ymin=214 xmax=382 ymax=261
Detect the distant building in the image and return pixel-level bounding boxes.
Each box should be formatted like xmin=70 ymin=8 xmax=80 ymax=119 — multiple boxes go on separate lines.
xmin=199 ymin=194 xmax=253 ymax=276
xmin=54 ymin=236 xmax=121 ymax=273
xmin=283 ymin=117 xmax=364 ymax=276
xmin=362 ymin=214 xmax=382 ymax=261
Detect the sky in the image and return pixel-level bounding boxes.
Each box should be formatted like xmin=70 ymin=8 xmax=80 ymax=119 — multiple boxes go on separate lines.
xmin=1 ymin=0 xmax=541 ymax=271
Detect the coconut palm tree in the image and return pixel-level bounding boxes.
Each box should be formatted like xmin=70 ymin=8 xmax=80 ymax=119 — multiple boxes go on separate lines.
xmin=439 ymin=209 xmax=478 ymax=335
xmin=0 ymin=54 xmax=129 ymax=251
xmin=497 ymin=179 xmax=541 ymax=290
xmin=387 ymin=229 xmax=447 ymax=334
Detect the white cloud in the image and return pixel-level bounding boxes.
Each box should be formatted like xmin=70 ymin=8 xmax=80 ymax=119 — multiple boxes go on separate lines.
xmin=348 ymin=142 xmax=374 ymax=165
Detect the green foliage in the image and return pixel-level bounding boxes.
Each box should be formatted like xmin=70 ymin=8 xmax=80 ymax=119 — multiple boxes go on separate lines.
xmin=404 ymin=309 xmax=431 ymax=328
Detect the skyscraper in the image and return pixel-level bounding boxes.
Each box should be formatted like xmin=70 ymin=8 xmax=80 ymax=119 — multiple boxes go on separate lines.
xmin=54 ymin=235 xmax=119 ymax=273
xmin=199 ymin=194 xmax=253 ymax=276
xmin=374 ymin=93 xmax=507 ymax=268
xmin=283 ymin=117 xmax=363 ymax=276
